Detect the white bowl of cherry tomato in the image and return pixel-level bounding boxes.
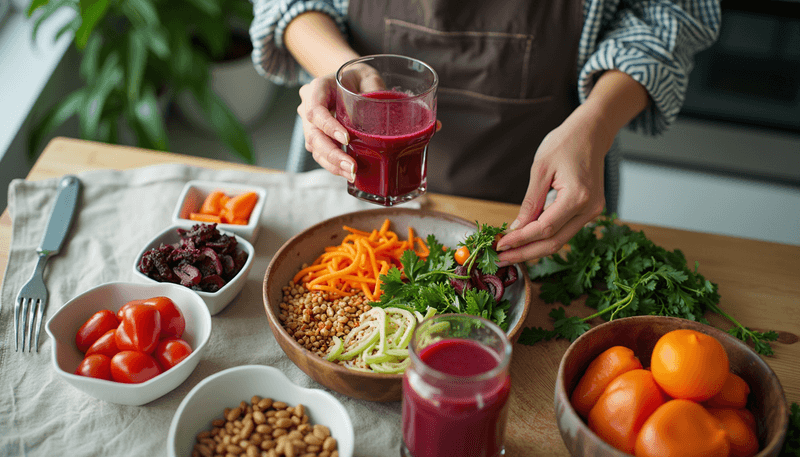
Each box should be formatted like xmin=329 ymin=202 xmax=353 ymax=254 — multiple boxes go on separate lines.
xmin=45 ymin=281 xmax=212 ymax=406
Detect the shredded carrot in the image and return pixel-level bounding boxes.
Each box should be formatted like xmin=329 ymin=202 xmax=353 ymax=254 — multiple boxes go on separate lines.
xmin=293 ymin=219 xmax=429 ymax=299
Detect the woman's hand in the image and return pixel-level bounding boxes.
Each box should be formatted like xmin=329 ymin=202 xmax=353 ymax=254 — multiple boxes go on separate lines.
xmin=496 ymin=70 xmax=649 ymax=264
xmin=296 ymin=63 xmax=384 ymax=182
xmin=495 ymin=105 xmax=612 ymax=264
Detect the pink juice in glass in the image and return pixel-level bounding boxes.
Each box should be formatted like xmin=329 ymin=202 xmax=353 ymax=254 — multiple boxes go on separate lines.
xmin=339 ymin=91 xmax=436 ymax=203
xmin=401 ymin=338 xmax=511 ymax=457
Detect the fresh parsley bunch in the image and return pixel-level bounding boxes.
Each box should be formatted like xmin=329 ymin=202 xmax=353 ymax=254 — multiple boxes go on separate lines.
xmin=520 ymin=215 xmax=778 ymax=355
xmin=372 ymin=223 xmax=511 ymax=330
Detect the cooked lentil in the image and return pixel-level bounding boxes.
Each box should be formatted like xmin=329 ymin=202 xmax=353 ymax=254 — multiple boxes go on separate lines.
xmin=280 ymin=280 xmax=371 ymax=359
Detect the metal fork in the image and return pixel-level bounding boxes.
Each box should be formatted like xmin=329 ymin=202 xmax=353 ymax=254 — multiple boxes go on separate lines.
xmin=15 ymin=175 xmax=81 ymax=352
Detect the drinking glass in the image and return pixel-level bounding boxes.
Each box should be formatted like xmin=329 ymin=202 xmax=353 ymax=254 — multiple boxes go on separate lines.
xmin=401 ymin=314 xmax=512 ymax=457
xmin=335 ymin=54 xmax=438 ymax=206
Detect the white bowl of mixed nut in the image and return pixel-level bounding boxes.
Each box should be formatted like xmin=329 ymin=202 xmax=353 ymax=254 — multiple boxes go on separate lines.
xmin=167 ymin=364 xmax=354 ymax=457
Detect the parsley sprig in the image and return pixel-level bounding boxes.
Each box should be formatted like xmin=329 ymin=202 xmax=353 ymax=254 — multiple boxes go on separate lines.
xmin=519 ymin=215 xmax=779 ymax=355
xmin=371 ymin=223 xmax=511 ymax=330
xmin=784 ymin=402 xmax=800 ymax=457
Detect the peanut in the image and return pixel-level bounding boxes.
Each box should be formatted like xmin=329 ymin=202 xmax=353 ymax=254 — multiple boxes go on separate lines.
xmin=193 ymin=397 xmax=339 ymax=457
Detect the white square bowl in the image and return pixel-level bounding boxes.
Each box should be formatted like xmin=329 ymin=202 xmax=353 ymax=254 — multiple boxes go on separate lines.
xmin=132 ymin=224 xmax=255 ymax=315
xmin=172 ymin=180 xmax=267 ymax=243
xmin=168 ymin=364 xmax=355 ymax=457
xmin=45 ymin=281 xmax=212 ymax=406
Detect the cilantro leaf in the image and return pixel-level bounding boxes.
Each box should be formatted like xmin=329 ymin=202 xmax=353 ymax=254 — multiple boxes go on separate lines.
xmin=518 ymin=214 xmax=778 ymax=353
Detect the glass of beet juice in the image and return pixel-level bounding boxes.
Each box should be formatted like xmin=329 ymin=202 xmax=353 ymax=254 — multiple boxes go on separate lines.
xmin=401 ymin=314 xmax=512 ymax=457
xmin=335 ymin=55 xmax=438 ymax=206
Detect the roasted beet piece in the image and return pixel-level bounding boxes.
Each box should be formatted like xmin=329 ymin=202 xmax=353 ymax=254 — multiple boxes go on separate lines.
xmin=138 ymin=223 xmax=248 ymax=292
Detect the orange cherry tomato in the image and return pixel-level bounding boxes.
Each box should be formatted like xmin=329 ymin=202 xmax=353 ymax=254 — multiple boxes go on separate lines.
xmin=75 ymin=309 xmax=120 ymax=353
xmin=571 ymin=345 xmax=643 ymax=418
xmin=454 ymin=246 xmax=470 ymax=265
xmin=635 ymin=399 xmax=730 ymax=457
xmin=650 ymin=329 xmax=730 ymax=402
xmin=85 ymin=329 xmax=119 ymax=358
xmin=705 ymin=372 xmax=751 ymax=409
xmin=75 ymin=354 xmax=112 ymax=381
xmin=708 ymin=408 xmax=760 ymax=457
xmin=588 ymin=369 xmax=667 ymax=454
xmin=110 ymin=351 xmax=162 ymax=384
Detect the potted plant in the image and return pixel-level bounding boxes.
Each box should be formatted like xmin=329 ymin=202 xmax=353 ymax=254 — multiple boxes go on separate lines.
xmin=26 ymin=0 xmax=256 ymax=163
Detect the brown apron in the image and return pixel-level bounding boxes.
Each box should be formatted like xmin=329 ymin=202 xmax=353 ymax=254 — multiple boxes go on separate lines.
xmin=346 ymin=0 xmax=584 ymax=204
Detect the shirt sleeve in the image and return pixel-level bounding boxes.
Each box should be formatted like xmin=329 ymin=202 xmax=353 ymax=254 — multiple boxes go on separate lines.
xmin=577 ymin=0 xmax=721 ymax=135
xmin=249 ymin=0 xmax=349 ymax=86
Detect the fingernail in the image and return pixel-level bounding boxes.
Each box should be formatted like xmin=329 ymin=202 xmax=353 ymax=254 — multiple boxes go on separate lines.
xmin=341 ymin=160 xmax=355 ymax=182
xmin=509 ymin=219 xmax=521 ymax=231
xmin=334 ymin=131 xmax=349 ymax=145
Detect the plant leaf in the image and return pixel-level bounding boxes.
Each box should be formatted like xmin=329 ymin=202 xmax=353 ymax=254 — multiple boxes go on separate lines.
xmin=130 ymin=85 xmax=169 ymax=150
xmin=81 ymin=51 xmax=123 ymax=138
xmin=75 ymin=0 xmax=110 ymax=49
xmin=191 ymin=84 xmax=254 ymax=163
xmin=182 ymin=0 xmax=220 ymax=17
xmin=27 ymin=0 xmax=52 ymax=16
xmin=79 ymin=32 xmax=102 ymax=84
xmin=127 ymin=30 xmax=148 ymax=104
xmin=120 ymin=0 xmax=160 ymax=27
xmin=29 ymin=89 xmax=87 ymax=159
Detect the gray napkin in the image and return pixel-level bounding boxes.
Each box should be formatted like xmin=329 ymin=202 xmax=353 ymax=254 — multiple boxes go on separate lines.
xmin=0 ymin=165 xmax=418 ymax=457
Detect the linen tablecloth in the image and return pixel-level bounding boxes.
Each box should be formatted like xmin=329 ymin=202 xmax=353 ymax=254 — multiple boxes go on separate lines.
xmin=0 ymin=165 xmax=419 ymax=457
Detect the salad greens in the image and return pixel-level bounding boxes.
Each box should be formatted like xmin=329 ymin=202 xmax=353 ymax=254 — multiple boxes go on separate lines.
xmin=520 ymin=215 xmax=779 ymax=356
xmin=371 ymin=223 xmax=511 ymax=331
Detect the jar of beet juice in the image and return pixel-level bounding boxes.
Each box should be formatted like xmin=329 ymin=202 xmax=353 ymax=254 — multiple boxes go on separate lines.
xmin=335 ymin=55 xmax=438 ymax=206
xmin=401 ymin=314 xmax=512 ymax=457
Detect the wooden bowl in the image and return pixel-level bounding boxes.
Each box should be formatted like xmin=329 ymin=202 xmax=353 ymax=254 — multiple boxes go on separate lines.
xmin=263 ymin=208 xmax=532 ymax=402
xmin=554 ymin=316 xmax=788 ymax=456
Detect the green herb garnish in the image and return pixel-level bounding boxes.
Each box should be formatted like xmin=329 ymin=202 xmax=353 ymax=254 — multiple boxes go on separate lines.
xmin=372 ymin=223 xmax=510 ymax=330
xmin=521 ymin=215 xmax=778 ymax=355
xmin=784 ymin=402 xmax=800 ymax=457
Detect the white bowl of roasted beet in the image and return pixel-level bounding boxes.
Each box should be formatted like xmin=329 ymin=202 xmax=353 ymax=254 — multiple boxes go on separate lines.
xmin=132 ymin=223 xmax=255 ymax=315
xmin=45 ymin=281 xmax=212 ymax=406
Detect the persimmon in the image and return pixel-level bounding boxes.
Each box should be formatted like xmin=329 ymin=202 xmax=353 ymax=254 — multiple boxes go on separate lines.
xmin=708 ymin=408 xmax=760 ymax=457
xmin=571 ymin=345 xmax=643 ymax=418
xmin=635 ymin=399 xmax=730 ymax=457
xmin=705 ymin=372 xmax=751 ymax=409
xmin=588 ymin=369 xmax=667 ymax=454
xmin=650 ymin=329 xmax=729 ymax=402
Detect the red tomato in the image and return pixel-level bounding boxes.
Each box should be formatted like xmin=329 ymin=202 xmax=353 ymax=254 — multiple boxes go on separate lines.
xmin=110 ymin=351 xmax=162 ymax=384
xmin=75 ymin=354 xmax=113 ymax=380
xmin=85 ymin=329 xmax=120 ymax=358
xmin=115 ymin=300 xmax=144 ymax=321
xmin=154 ymin=338 xmax=193 ymax=370
xmin=76 ymin=310 xmax=120 ymax=353
xmin=115 ymin=304 xmax=161 ymax=354
xmin=146 ymin=296 xmax=185 ymax=339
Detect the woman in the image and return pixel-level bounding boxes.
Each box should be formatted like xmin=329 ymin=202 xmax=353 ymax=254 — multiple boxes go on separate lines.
xmin=249 ymin=0 xmax=720 ymax=264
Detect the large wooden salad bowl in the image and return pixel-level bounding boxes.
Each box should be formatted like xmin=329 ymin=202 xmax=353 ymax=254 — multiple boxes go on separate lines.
xmin=263 ymin=208 xmax=532 ymax=402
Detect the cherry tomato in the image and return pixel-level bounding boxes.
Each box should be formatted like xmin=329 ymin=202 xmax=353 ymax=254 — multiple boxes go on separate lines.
xmin=146 ymin=296 xmax=185 ymax=339
xmin=110 ymin=351 xmax=162 ymax=384
xmin=75 ymin=354 xmax=112 ymax=380
xmin=454 ymin=246 xmax=470 ymax=265
xmin=76 ymin=310 xmax=120 ymax=353
xmin=85 ymin=329 xmax=120 ymax=358
xmin=115 ymin=300 xmax=144 ymax=321
xmin=154 ymin=338 xmax=193 ymax=371
xmin=115 ymin=304 xmax=161 ymax=354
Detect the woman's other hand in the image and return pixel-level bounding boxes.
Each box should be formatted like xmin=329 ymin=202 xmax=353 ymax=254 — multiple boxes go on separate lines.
xmin=496 ymin=70 xmax=649 ymax=264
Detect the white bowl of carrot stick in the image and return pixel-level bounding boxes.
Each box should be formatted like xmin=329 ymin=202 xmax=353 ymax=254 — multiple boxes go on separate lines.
xmin=262 ymin=208 xmax=532 ymax=402
xmin=173 ymin=180 xmax=266 ymax=243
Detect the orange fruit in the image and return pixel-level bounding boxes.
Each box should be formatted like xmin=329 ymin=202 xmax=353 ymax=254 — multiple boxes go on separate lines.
xmin=588 ymin=369 xmax=667 ymax=454
xmin=571 ymin=345 xmax=643 ymax=418
xmin=635 ymin=399 xmax=730 ymax=457
xmin=705 ymin=372 xmax=751 ymax=409
xmin=708 ymin=408 xmax=760 ymax=457
xmin=650 ymin=329 xmax=729 ymax=402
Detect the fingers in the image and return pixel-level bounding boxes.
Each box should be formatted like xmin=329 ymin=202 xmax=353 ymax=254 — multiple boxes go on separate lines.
xmin=297 ymin=78 xmax=355 ymax=182
xmin=497 ymin=212 xmax=591 ymax=265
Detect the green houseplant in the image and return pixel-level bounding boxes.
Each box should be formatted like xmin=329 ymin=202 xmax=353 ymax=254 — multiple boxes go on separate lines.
xmin=27 ymin=0 xmax=256 ymax=163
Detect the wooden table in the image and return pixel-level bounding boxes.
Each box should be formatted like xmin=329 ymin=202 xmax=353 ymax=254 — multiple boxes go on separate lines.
xmin=3 ymin=137 xmax=799 ymax=455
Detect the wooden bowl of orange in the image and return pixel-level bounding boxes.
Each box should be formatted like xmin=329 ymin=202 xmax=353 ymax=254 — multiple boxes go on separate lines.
xmin=554 ymin=316 xmax=788 ymax=457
